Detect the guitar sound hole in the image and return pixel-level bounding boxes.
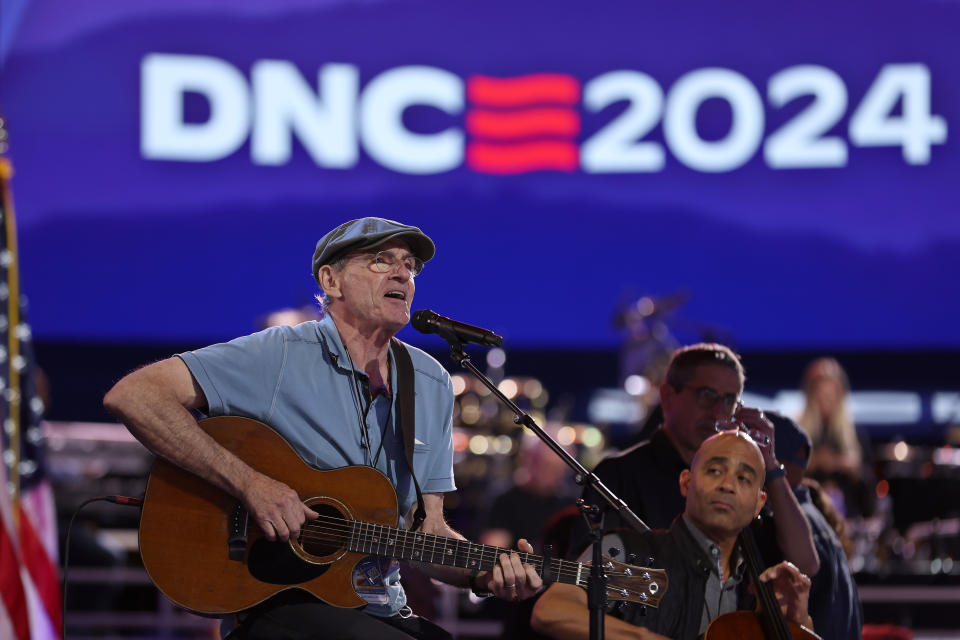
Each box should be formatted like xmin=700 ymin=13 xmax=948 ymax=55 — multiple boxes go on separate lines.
xmin=300 ymin=502 xmax=348 ymax=557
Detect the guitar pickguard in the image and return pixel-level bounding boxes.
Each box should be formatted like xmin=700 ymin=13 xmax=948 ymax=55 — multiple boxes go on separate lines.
xmin=247 ymin=500 xmax=351 ymax=585
xmin=247 ymin=538 xmax=331 ymax=585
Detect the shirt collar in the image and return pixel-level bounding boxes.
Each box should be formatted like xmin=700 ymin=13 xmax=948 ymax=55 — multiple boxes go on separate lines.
xmin=682 ymin=514 xmax=745 ymax=581
xmin=316 ymin=314 xmax=352 ymax=372
xmin=316 ymin=314 xmax=396 ymax=394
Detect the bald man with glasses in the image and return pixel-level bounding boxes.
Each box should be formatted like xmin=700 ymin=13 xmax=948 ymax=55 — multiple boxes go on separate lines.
xmin=573 ymin=343 xmax=819 ymax=578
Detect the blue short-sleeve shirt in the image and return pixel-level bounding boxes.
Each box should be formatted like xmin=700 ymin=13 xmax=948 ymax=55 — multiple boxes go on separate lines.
xmin=178 ymin=315 xmax=456 ymax=617
xmin=179 ymin=315 xmax=456 ymax=515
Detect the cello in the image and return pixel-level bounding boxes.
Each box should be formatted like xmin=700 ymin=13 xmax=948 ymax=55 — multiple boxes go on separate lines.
xmin=704 ymin=522 xmax=821 ymax=640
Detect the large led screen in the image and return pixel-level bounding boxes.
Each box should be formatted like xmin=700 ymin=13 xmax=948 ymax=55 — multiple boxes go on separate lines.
xmin=1 ymin=0 xmax=956 ymax=348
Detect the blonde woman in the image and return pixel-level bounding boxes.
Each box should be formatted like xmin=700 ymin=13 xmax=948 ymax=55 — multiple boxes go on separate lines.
xmin=798 ymin=357 xmax=875 ymax=517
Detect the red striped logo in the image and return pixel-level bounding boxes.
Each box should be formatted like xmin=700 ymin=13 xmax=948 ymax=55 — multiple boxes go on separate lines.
xmin=467 ymin=74 xmax=580 ymax=107
xmin=466 ymin=108 xmax=580 ymax=139
xmin=466 ymin=74 xmax=580 ymax=174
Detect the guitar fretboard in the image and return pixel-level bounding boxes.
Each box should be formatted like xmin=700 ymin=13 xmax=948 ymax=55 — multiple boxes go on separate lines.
xmin=344 ymin=519 xmax=587 ymax=587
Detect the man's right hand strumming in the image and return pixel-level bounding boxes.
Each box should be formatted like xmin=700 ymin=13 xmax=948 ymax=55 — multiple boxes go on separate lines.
xmin=239 ymin=471 xmax=318 ymax=541
xmin=105 ymin=357 xmax=317 ymax=542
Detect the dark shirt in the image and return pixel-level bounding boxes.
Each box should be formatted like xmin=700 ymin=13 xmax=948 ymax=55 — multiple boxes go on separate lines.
xmin=795 ymin=485 xmax=863 ymax=640
xmin=570 ymin=428 xmax=687 ymax=556
xmin=609 ymin=518 xmax=754 ymax=640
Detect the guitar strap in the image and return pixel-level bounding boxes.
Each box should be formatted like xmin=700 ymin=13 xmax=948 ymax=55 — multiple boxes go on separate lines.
xmin=390 ymin=338 xmax=427 ymax=533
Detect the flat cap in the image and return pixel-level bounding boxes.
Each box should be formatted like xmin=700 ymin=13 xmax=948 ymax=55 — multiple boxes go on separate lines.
xmin=312 ymin=217 xmax=435 ymax=283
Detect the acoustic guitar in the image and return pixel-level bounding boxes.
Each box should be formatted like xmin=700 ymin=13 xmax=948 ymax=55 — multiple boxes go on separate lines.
xmin=138 ymin=416 xmax=668 ymax=614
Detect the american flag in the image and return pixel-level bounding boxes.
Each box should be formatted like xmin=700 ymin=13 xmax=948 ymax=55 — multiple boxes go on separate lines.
xmin=0 ymin=129 xmax=62 ymax=639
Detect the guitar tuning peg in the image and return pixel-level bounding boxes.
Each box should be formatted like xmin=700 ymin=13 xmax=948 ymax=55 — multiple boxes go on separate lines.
xmin=626 ymin=553 xmax=637 ymax=564
xmin=608 ymin=546 xmax=622 ymax=558
xmin=639 ymin=604 xmax=648 ymax=617
xmin=647 ymin=556 xmax=655 ymax=566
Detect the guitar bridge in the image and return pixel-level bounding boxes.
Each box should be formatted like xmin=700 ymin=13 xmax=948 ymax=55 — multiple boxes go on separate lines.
xmin=228 ymin=502 xmax=249 ymax=561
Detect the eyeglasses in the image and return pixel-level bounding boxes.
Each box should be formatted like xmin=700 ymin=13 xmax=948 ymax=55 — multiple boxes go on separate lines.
xmin=680 ymin=385 xmax=742 ymax=415
xmin=356 ymin=250 xmax=424 ymax=277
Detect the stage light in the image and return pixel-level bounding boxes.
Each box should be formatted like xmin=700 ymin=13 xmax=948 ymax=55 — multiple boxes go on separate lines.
xmin=461 ymin=404 xmax=480 ymax=425
xmin=494 ymin=435 xmax=513 ymax=454
xmin=523 ymin=379 xmax=543 ymax=399
xmin=581 ymin=426 xmax=603 ymax=448
xmin=468 ymin=435 xmax=489 ymax=455
xmin=636 ymin=297 xmax=655 ymax=316
xmin=486 ymin=348 xmax=506 ymax=369
xmin=893 ymin=441 xmax=909 ymax=461
xmin=624 ymin=374 xmax=649 ymax=396
xmin=498 ymin=378 xmax=519 ymax=400
xmin=453 ymin=431 xmax=468 ymax=452
xmin=875 ymin=479 xmax=889 ymax=499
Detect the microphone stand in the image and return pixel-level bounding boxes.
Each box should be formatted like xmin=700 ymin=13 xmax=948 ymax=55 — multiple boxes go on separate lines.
xmin=444 ymin=340 xmax=650 ymax=640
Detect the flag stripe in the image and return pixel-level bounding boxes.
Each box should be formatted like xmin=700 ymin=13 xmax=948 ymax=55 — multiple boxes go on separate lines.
xmin=0 ymin=522 xmax=30 ymax=640
xmin=18 ymin=501 xmax=62 ymax=636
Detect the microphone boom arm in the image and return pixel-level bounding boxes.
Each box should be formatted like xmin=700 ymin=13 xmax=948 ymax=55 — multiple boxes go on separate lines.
xmin=446 ymin=341 xmax=649 ymax=533
xmin=443 ymin=339 xmax=649 ymax=640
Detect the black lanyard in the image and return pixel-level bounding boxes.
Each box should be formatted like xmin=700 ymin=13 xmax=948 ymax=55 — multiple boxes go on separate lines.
xmin=344 ymin=351 xmax=392 ymax=468
xmin=338 ymin=337 xmax=426 ymax=533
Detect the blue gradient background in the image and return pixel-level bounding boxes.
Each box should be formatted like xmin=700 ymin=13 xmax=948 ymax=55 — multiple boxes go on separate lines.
xmin=1 ymin=0 xmax=956 ymax=347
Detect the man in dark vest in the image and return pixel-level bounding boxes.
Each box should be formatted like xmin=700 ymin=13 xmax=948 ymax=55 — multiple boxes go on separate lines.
xmin=532 ymin=430 xmax=816 ymax=640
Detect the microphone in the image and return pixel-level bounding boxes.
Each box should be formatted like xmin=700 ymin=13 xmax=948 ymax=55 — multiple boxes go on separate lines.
xmin=412 ymin=310 xmax=503 ymax=347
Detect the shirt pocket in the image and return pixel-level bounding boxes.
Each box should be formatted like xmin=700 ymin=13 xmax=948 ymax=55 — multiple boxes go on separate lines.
xmin=412 ymin=442 xmax=432 ymax=476
xmin=413 ymin=442 xmax=432 ymax=455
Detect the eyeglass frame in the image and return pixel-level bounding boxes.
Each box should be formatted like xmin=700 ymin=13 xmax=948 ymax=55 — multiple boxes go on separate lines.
xmin=348 ymin=249 xmax=424 ymax=277
xmin=677 ymin=384 xmax=742 ymax=416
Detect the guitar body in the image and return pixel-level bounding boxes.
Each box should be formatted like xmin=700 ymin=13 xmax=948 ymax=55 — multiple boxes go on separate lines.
xmin=139 ymin=416 xmax=668 ymax=616
xmin=139 ymin=416 xmax=400 ymax=614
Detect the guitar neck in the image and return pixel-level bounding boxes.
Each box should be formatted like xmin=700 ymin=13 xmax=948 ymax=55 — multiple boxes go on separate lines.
xmin=346 ymin=520 xmax=587 ymax=587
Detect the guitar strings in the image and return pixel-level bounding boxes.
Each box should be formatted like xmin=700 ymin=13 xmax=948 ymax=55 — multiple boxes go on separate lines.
xmin=251 ymin=513 xmax=648 ymax=586
xmin=249 ymin=519 xmax=653 ymax=596
xmin=294 ymin=518 xmax=580 ymax=581
xmin=300 ymin=514 xmax=572 ymax=573
xmin=243 ymin=517 xmax=655 ymax=600
xmin=298 ymin=516 xmax=612 ymax=578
